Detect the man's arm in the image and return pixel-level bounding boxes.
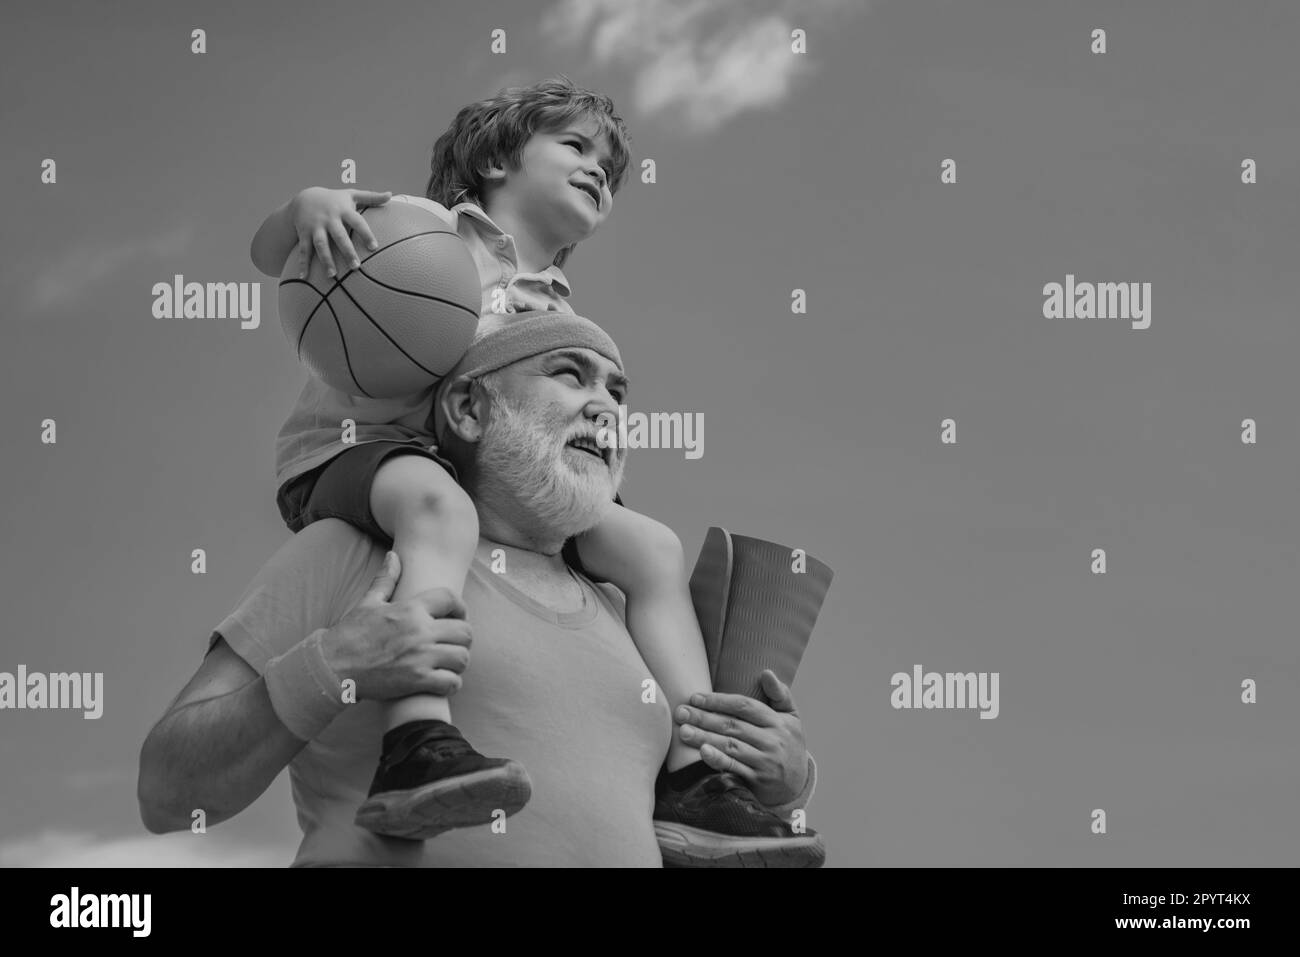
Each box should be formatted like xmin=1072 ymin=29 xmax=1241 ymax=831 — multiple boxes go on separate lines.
xmin=137 ymin=546 xmax=474 ymax=834
xmin=137 ymin=635 xmax=309 ymax=833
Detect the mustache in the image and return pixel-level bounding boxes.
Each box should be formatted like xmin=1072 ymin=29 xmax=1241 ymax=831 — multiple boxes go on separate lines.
xmin=560 ymin=428 xmax=628 ymax=467
xmin=562 ymin=427 xmax=602 ymax=446
xmin=483 ymin=391 xmax=624 ymax=469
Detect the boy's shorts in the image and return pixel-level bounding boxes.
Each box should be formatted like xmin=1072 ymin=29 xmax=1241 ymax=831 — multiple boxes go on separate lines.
xmin=275 ymin=440 xmax=619 ymax=580
xmin=276 ymin=440 xmax=458 ymax=548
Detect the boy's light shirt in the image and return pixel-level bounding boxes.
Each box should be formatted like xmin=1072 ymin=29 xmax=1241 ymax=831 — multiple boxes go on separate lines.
xmin=274 ymin=194 xmax=576 ymax=487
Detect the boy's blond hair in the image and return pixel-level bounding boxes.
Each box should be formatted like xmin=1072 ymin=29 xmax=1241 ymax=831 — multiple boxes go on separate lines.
xmin=426 ymin=75 xmax=632 ymax=270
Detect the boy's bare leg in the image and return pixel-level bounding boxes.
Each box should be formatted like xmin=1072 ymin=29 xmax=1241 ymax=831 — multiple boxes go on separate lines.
xmin=574 ymin=507 xmax=711 ymax=772
xmin=355 ymin=453 xmax=530 ymax=840
xmin=577 ymin=506 xmax=825 ymax=866
xmin=369 ymin=456 xmax=478 ymax=731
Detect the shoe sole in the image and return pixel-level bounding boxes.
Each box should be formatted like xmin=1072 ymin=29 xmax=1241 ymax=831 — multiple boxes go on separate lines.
xmin=355 ymin=762 xmax=532 ymax=841
xmin=655 ymin=822 xmax=826 ymax=868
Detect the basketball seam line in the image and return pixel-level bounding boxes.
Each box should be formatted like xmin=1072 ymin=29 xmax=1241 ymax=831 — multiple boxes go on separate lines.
xmin=279 ymin=218 xmax=476 ymax=392
xmin=324 ymin=228 xmax=475 ymax=302
xmin=359 ymin=223 xmax=466 ymax=267
xmin=274 ymin=228 xmax=470 ymax=302
xmin=354 ymin=265 xmax=481 ymax=319
xmin=325 ymin=296 xmax=375 ymax=399
xmin=295 ymin=293 xmax=326 ymax=359
xmin=331 ymin=277 xmax=448 ymax=379
xmin=286 ymin=280 xmax=446 ymax=394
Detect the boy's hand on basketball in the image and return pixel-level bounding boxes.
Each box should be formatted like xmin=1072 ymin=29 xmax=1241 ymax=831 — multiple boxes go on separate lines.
xmin=289 ymin=186 xmax=392 ymax=279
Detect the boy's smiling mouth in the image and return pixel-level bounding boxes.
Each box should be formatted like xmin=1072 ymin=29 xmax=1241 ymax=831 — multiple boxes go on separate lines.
xmin=572 ymin=182 xmax=601 ymax=209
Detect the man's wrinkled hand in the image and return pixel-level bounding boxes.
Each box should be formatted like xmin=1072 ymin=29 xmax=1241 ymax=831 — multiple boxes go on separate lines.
xmin=320 ymin=551 xmax=473 ymax=702
xmin=673 ymin=669 xmax=808 ymax=807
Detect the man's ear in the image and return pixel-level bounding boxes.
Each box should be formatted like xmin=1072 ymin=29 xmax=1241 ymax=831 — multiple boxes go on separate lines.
xmin=439 ymin=375 xmax=487 ymax=443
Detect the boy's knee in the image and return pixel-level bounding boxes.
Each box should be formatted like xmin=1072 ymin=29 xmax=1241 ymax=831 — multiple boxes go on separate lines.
xmin=373 ymin=456 xmax=477 ymax=532
xmin=406 ymin=481 xmax=477 ymax=537
xmin=399 ymin=483 xmax=479 ymax=559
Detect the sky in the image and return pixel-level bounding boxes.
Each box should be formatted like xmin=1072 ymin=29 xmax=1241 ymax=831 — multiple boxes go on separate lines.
xmin=1 ymin=0 xmax=1298 ymax=867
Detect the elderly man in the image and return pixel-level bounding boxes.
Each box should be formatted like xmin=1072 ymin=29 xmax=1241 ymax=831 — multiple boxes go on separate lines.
xmin=137 ymin=311 xmax=821 ymax=866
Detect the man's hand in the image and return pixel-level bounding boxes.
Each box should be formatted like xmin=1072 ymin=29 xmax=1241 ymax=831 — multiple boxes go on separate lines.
xmin=673 ymin=669 xmax=809 ymax=807
xmin=289 ymin=186 xmax=391 ymax=278
xmin=319 ymin=551 xmax=473 ymax=701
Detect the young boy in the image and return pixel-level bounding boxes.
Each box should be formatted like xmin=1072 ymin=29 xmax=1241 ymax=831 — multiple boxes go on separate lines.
xmin=251 ymin=77 xmax=809 ymax=861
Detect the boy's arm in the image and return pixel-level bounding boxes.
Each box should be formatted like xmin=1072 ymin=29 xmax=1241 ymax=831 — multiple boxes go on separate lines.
xmin=581 ymin=511 xmax=818 ymax=811
xmin=249 ymin=187 xmax=392 ymax=278
xmin=249 ymin=195 xmax=300 ymax=277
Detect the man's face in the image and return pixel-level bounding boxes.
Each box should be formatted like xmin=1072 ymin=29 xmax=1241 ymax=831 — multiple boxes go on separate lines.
xmin=501 ymin=116 xmax=615 ymax=244
xmin=473 ymin=347 xmax=629 ymax=541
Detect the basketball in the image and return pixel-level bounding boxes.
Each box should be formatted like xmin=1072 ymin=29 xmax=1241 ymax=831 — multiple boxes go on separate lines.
xmin=277 ymin=202 xmax=481 ymax=398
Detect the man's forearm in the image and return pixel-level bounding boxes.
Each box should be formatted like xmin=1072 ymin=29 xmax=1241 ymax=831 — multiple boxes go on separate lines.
xmin=138 ymin=676 xmax=307 ymax=833
xmin=249 ymin=197 xmax=298 ymax=277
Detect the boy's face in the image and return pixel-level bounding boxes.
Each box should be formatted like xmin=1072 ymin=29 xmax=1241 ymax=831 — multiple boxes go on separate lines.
xmin=495 ymin=116 xmax=616 ymax=243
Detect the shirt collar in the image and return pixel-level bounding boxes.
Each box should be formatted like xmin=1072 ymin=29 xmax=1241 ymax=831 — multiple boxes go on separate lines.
xmin=450 ymin=201 xmax=572 ymax=296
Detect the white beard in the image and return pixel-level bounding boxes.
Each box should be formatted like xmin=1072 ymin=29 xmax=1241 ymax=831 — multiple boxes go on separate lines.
xmin=474 ymin=387 xmax=626 ymax=546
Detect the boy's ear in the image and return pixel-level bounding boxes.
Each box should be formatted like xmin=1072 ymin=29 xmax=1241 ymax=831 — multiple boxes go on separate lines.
xmin=478 ymin=158 xmax=508 ymax=185
xmin=440 ymin=375 xmax=487 ymax=443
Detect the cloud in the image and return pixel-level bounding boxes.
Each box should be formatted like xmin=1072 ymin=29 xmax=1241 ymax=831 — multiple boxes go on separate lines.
xmin=0 ymin=830 xmax=292 ymax=868
xmin=28 ymin=225 xmax=194 ymax=313
xmin=541 ymin=0 xmax=862 ymax=134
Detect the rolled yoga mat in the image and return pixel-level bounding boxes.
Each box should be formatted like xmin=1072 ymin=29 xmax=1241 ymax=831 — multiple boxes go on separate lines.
xmin=688 ymin=527 xmax=834 ymax=700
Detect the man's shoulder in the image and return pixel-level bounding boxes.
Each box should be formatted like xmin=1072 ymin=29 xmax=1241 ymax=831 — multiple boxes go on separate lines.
xmin=293 ymin=516 xmax=378 ymax=549
xmin=259 ymin=520 xmax=385 ymax=592
xmin=213 ymin=520 xmax=383 ymax=673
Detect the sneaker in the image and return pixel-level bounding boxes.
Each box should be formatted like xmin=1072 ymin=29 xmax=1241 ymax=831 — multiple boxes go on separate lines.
xmin=653 ymin=768 xmax=826 ymax=867
xmin=354 ymin=719 xmax=532 ymax=841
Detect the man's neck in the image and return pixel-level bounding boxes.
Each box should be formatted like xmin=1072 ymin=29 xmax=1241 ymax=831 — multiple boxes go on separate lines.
xmin=472 ymin=495 xmax=571 ymax=558
xmin=480 ymin=198 xmax=565 ymax=275
xmin=467 ymin=489 xmax=592 ymax=612
xmin=478 ymin=533 xmax=570 ymax=577
xmin=475 ymin=531 xmax=585 ymax=614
